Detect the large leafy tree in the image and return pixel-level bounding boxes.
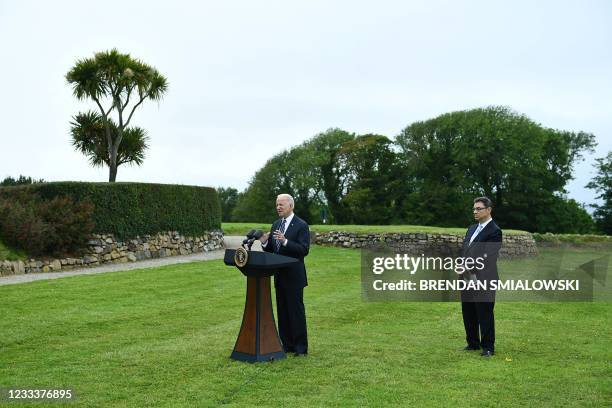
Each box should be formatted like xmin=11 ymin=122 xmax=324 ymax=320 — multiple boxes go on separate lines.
xmin=66 ymin=49 xmax=168 ymax=181
xmin=336 ymin=134 xmax=402 ymax=224
xmin=587 ymin=152 xmax=612 ymax=234
xmin=232 ymin=129 xmax=357 ymax=224
xmin=231 ymin=129 xmax=406 ymax=225
xmin=301 ymin=128 xmax=355 ymax=223
xmin=231 ymin=146 xmax=324 ymax=224
xmin=216 ymin=187 xmax=240 ymax=222
xmin=396 ymin=106 xmax=596 ymax=231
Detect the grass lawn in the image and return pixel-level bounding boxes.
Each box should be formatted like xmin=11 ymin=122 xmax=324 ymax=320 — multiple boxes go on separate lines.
xmin=0 ymin=246 xmax=610 ymax=407
xmin=222 ymin=222 xmax=530 ymax=236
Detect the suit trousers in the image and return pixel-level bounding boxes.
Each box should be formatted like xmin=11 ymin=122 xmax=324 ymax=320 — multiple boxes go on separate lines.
xmin=275 ymin=285 xmax=308 ymax=354
xmin=461 ymin=301 xmax=495 ymax=352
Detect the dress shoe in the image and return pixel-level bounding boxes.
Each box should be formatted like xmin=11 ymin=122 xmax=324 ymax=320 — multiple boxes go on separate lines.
xmin=480 ymin=350 xmax=494 ymax=357
xmin=463 ymin=345 xmax=480 ymax=351
xmin=294 ymin=352 xmax=308 ymax=357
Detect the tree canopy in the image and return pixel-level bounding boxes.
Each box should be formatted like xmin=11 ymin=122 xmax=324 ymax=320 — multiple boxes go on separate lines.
xmin=395 ymin=106 xmax=596 ymax=232
xmin=66 ymin=49 xmax=168 ymax=181
xmin=587 ymin=152 xmax=612 ymax=234
xmin=230 ymin=107 xmax=598 ymax=234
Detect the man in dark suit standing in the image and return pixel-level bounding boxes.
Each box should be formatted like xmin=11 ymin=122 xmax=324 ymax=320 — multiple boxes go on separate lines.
xmin=259 ymin=194 xmax=310 ymax=356
xmin=460 ymin=196 xmax=502 ymax=357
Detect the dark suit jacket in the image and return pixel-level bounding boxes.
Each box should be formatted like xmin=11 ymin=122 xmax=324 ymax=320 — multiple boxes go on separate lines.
xmin=461 ymin=220 xmax=502 ymax=282
xmin=263 ymin=215 xmax=310 ymax=288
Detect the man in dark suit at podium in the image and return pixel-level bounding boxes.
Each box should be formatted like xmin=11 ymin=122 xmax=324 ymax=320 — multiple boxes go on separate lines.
xmin=460 ymin=196 xmax=502 ymax=358
xmin=259 ymin=194 xmax=310 ymax=356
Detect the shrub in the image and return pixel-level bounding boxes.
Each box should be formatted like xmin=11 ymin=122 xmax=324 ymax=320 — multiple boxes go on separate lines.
xmin=0 ymin=191 xmax=94 ymax=257
xmin=532 ymin=232 xmax=612 ymax=245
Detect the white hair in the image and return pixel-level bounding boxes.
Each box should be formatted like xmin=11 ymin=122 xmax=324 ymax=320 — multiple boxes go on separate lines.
xmin=277 ymin=193 xmax=294 ymax=208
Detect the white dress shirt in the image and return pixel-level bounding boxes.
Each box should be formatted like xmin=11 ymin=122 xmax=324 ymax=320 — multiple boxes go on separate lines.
xmin=469 ymin=217 xmax=493 ymax=244
xmin=262 ymin=212 xmax=294 ymax=247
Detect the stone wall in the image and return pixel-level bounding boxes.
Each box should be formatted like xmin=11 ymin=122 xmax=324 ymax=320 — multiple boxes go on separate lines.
xmin=312 ymin=231 xmax=537 ymax=258
xmin=0 ymin=231 xmax=224 ymax=276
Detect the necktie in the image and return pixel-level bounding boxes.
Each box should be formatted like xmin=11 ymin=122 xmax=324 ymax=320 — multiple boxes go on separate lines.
xmin=469 ymin=224 xmax=483 ymax=245
xmin=275 ymin=218 xmax=286 ymax=253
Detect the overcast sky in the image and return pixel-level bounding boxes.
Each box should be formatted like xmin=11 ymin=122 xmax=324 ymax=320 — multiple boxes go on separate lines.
xmin=1 ymin=0 xmax=610 ymax=207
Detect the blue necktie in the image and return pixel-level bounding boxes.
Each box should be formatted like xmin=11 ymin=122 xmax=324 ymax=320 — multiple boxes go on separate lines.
xmin=275 ymin=218 xmax=286 ymax=253
xmin=469 ymin=224 xmax=483 ymax=245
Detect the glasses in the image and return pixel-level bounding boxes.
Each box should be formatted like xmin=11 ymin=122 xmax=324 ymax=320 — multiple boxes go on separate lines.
xmin=473 ymin=207 xmax=488 ymax=213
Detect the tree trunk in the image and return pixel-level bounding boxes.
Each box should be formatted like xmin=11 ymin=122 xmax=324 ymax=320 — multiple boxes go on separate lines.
xmin=109 ymin=163 xmax=117 ymax=182
xmin=109 ymin=145 xmax=119 ymax=182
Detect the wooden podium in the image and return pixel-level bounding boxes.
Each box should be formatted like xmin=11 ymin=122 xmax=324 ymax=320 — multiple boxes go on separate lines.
xmin=224 ymin=249 xmax=298 ymax=362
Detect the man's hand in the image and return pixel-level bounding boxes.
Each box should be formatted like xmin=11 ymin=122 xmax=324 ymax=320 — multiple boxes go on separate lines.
xmin=273 ymin=230 xmax=286 ymax=244
xmin=259 ymin=232 xmax=270 ymax=244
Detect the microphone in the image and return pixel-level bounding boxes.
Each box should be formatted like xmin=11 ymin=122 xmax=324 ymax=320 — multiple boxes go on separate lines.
xmin=242 ymin=229 xmax=256 ymax=245
xmin=245 ymin=229 xmax=264 ymax=249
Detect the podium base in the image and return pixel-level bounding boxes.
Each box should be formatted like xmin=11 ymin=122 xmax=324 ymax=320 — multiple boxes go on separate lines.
xmin=231 ymin=350 xmax=286 ymax=363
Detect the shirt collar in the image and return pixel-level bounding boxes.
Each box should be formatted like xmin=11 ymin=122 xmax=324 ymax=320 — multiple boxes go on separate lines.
xmin=283 ymin=212 xmax=295 ymax=226
xmin=479 ymin=217 xmax=493 ymax=229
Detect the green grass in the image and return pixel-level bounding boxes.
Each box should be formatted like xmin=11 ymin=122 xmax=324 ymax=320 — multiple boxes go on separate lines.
xmin=0 ymin=246 xmax=610 ymax=407
xmin=0 ymin=239 xmax=27 ymax=261
xmin=222 ymin=222 xmax=530 ymax=236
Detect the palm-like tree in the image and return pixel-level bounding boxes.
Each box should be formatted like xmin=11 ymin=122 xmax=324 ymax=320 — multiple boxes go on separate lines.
xmin=66 ymin=49 xmax=168 ymax=181
xmin=70 ymin=111 xmax=149 ymax=169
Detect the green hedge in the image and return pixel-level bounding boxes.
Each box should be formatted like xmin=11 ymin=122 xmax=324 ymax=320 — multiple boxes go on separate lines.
xmin=532 ymin=232 xmax=612 ymax=245
xmin=0 ymin=182 xmax=221 ymax=239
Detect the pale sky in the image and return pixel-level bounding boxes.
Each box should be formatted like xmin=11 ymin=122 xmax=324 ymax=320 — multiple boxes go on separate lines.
xmin=1 ymin=0 xmax=610 ymax=208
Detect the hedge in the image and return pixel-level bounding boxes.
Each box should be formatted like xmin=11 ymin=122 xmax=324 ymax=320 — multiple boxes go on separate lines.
xmin=0 ymin=182 xmax=221 ymax=240
xmin=532 ymin=232 xmax=612 ymax=245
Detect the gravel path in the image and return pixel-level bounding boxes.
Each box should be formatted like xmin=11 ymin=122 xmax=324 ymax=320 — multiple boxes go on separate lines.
xmin=0 ymin=236 xmax=248 ymax=287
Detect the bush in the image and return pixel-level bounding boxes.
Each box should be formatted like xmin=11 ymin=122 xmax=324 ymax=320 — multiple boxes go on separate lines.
xmin=0 ymin=182 xmax=221 ymax=240
xmin=532 ymin=232 xmax=612 ymax=245
xmin=0 ymin=191 xmax=94 ymax=257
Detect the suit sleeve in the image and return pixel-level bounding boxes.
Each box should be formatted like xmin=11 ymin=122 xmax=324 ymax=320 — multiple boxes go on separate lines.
xmin=487 ymin=228 xmax=502 ymax=256
xmin=284 ymin=223 xmax=310 ymax=258
xmin=263 ymin=224 xmax=275 ymax=253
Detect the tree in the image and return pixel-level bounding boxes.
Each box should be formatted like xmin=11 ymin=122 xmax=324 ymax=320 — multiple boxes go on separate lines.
xmin=216 ymin=187 xmax=240 ymax=222
xmin=587 ymin=152 xmax=612 ymax=234
xmin=535 ymin=196 xmax=595 ymax=234
xmin=1 ymin=175 xmax=45 ymax=186
xmin=70 ymin=111 xmax=149 ymax=170
xmin=66 ymin=49 xmax=168 ymax=181
xmin=231 ymin=147 xmax=323 ymax=224
xmin=396 ymin=106 xmax=597 ymax=232
xmin=231 ymin=129 xmax=407 ymax=225
xmin=301 ymin=129 xmax=355 ymax=223
xmin=232 ymin=129 xmax=356 ymax=224
xmin=336 ymin=134 xmax=402 ymax=224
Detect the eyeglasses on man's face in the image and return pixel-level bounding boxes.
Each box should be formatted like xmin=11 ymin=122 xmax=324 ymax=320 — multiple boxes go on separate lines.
xmin=473 ymin=207 xmax=489 ymax=213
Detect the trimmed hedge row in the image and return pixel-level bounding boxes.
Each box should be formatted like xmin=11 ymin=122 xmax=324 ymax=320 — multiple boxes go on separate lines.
xmin=532 ymin=232 xmax=612 ymax=245
xmin=0 ymin=182 xmax=221 ymax=240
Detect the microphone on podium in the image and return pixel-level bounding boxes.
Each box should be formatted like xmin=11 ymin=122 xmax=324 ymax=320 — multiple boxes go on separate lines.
xmin=242 ymin=229 xmax=256 ymax=245
xmin=243 ymin=229 xmax=264 ymax=250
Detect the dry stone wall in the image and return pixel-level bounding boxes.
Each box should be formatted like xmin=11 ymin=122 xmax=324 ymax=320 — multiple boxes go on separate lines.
xmin=0 ymin=231 xmax=224 ymax=276
xmin=312 ymin=231 xmax=537 ymax=258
